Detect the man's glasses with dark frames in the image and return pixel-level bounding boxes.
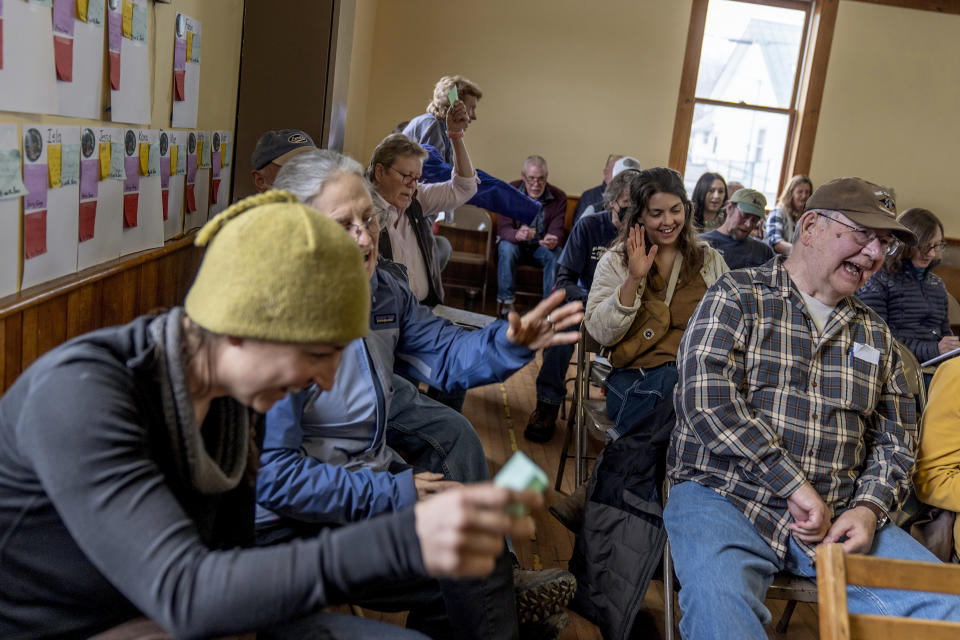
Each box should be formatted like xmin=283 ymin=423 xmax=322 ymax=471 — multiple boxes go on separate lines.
xmin=816 ymin=212 xmax=901 ymax=256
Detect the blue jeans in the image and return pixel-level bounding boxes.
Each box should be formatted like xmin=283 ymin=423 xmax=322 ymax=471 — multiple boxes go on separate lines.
xmin=664 ymin=481 xmax=960 ymax=640
xmin=535 ymin=329 xmax=578 ymax=406
xmin=497 ymin=240 xmax=560 ymax=303
xmin=605 ymin=364 xmax=679 ymax=440
xmin=386 ymin=374 xmax=489 ymax=482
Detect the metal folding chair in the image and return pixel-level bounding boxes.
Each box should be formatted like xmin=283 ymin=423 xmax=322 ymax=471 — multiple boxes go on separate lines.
xmin=554 ymin=324 xmax=614 ymax=490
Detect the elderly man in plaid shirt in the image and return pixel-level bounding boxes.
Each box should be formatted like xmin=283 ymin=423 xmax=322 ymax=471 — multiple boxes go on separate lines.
xmin=664 ymin=177 xmax=960 ymax=639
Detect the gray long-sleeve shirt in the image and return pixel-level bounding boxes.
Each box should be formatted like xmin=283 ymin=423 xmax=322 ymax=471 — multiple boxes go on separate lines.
xmin=0 ymin=313 xmax=425 ymax=639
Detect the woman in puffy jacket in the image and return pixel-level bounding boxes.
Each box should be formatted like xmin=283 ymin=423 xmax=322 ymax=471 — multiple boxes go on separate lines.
xmin=857 ymin=207 xmax=958 ymax=382
xmin=585 ymin=167 xmax=728 ymax=440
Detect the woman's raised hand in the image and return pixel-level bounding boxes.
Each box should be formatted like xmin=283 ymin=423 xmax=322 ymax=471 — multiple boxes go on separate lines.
xmin=627 ymin=224 xmax=658 ymax=281
xmin=446 ymin=100 xmax=470 ymax=133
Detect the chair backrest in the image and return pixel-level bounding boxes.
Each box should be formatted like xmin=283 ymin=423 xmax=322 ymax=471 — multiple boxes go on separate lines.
xmin=894 ymin=339 xmax=927 ymax=413
xmin=816 ymin=542 xmax=960 ymax=639
xmin=443 ymin=204 xmax=492 ymax=264
xmin=947 ymin=292 xmax=960 ymax=333
xmin=450 ymin=204 xmax=492 ymax=232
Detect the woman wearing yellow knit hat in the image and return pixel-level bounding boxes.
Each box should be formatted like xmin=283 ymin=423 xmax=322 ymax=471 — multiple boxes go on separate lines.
xmin=0 ymin=191 xmax=541 ymax=639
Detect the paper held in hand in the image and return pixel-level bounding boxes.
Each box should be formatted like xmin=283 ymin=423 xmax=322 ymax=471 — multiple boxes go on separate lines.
xmin=921 ymin=346 xmax=960 ymax=368
xmin=494 ymin=451 xmax=547 ymax=493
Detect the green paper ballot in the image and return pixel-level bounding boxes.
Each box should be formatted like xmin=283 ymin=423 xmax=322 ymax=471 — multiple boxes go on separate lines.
xmin=494 ymin=451 xmax=547 ymax=493
xmin=447 ymin=85 xmax=458 ymax=107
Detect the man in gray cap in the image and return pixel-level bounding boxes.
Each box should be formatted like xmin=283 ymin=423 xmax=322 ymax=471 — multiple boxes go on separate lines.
xmin=250 ymin=129 xmax=316 ymax=192
xmin=664 ymin=177 xmax=960 ymax=638
xmin=699 ymin=187 xmax=775 ymax=270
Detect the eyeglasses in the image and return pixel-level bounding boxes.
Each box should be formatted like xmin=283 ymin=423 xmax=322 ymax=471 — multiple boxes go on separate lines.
xmin=816 ymin=212 xmax=901 ymax=256
xmin=522 ymin=174 xmax=546 ymax=185
xmin=919 ymin=241 xmax=947 ymax=255
xmin=340 ymin=217 xmax=379 ymax=238
xmin=388 ymin=166 xmax=421 ymax=186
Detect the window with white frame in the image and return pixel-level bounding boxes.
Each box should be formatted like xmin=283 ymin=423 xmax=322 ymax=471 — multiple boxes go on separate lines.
xmin=683 ymin=0 xmax=810 ymax=205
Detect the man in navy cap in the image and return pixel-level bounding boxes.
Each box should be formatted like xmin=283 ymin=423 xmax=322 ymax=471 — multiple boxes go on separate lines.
xmin=250 ymin=129 xmax=316 ymax=192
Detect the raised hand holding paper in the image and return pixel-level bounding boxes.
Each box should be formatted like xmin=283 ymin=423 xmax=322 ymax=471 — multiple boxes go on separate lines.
xmin=494 ymin=451 xmax=547 ymax=515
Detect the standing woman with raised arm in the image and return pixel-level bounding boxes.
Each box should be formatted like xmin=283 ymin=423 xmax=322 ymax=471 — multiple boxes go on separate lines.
xmin=585 ymin=168 xmax=728 ymax=439
xmin=764 ymin=174 xmax=813 ymax=255
xmin=0 ymin=192 xmax=539 ymax=639
xmin=403 ymin=75 xmax=482 ymax=166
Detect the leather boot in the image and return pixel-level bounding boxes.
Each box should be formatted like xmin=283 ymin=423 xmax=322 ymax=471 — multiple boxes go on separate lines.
xmin=524 ymin=401 xmax=559 ymax=443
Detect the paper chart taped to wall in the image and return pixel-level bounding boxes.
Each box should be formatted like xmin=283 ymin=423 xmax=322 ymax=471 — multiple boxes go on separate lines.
xmin=78 ymin=127 xmax=121 ymax=270
xmin=57 ymin=0 xmax=104 ymax=119
xmin=52 ymin=0 xmax=74 ymax=82
xmin=161 ymin=130 xmax=184 ymax=240
xmin=21 ymin=125 xmax=80 ymax=291
xmin=107 ymin=0 xmax=120 ymax=90
xmin=121 ymin=129 xmax=139 ymax=227
xmin=0 ymin=125 xmax=21 ymax=298
xmin=184 ymin=130 xmax=197 ymax=215
xmin=78 ymin=128 xmax=98 ymax=243
xmin=120 ymin=0 xmax=131 ymax=38
xmin=0 ymin=149 xmax=28 ymax=200
xmin=110 ymin=0 xmax=149 ymax=124
xmin=184 ymin=165 xmax=209 ymax=232
xmin=121 ymin=128 xmax=163 ymax=256
xmin=61 ymin=144 xmax=79 ymax=186
xmin=209 ymin=130 xmax=232 ymax=216
xmin=171 ymin=13 xmax=200 ymax=128
xmin=0 ymin=1 xmax=58 ymax=114
xmin=183 ymin=132 xmax=209 ymax=231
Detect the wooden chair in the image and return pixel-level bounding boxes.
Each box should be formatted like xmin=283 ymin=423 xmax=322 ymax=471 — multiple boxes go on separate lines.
xmin=437 ymin=205 xmax=492 ymax=306
xmin=659 ymin=488 xmax=817 ymax=639
xmin=817 ymin=542 xmax=960 ymax=639
xmin=554 ymin=324 xmax=613 ymax=490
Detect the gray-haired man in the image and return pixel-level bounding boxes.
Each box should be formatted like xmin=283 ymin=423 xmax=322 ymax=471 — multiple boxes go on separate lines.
xmin=666 ymin=177 xmax=960 ymax=639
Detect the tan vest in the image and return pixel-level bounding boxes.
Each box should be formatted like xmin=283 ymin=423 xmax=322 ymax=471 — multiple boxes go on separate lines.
xmin=608 ymin=255 xmax=708 ymax=370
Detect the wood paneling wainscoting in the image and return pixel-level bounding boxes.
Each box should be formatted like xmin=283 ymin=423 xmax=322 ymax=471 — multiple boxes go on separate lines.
xmin=0 ymin=237 xmax=203 ymax=394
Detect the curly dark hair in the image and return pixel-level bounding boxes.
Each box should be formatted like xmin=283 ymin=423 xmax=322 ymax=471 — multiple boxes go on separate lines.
xmin=613 ymin=167 xmax=704 ymax=283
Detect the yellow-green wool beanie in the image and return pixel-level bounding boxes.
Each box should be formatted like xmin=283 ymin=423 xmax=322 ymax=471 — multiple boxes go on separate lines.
xmin=185 ymin=190 xmax=370 ymax=343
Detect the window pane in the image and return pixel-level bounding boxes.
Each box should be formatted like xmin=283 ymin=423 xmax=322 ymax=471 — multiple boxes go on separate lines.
xmin=695 ymin=0 xmax=805 ymax=109
xmin=684 ymin=102 xmax=789 ymax=206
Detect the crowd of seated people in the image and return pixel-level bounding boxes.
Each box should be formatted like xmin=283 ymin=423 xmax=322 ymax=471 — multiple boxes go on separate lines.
xmin=5 ymin=66 xmax=960 ymax=640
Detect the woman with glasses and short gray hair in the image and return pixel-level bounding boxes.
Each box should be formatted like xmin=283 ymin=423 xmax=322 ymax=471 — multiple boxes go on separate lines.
xmin=368 ymin=101 xmax=478 ymax=309
xmin=857 ymin=207 xmax=957 ymax=377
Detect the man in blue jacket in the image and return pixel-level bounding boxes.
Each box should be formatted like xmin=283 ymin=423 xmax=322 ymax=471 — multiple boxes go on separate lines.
xmin=258 ymin=149 xmax=583 ymax=639
xmin=525 ymin=163 xmax=640 ymax=442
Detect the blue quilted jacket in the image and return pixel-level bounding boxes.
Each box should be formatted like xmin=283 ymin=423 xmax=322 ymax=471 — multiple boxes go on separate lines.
xmin=856 ymin=263 xmax=952 ymax=363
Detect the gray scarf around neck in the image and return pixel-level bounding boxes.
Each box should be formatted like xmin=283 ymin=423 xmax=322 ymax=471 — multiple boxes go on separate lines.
xmin=148 ymin=308 xmax=249 ymax=495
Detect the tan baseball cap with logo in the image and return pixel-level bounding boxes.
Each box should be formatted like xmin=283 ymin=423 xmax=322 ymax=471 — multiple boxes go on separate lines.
xmin=804 ymin=177 xmax=916 ymax=244
xmin=729 ymin=188 xmax=767 ymax=217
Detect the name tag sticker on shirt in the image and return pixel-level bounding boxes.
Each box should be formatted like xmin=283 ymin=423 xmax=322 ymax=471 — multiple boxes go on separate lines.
xmin=373 ymin=313 xmax=397 ymax=327
xmin=851 ymin=342 xmax=880 ymax=366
